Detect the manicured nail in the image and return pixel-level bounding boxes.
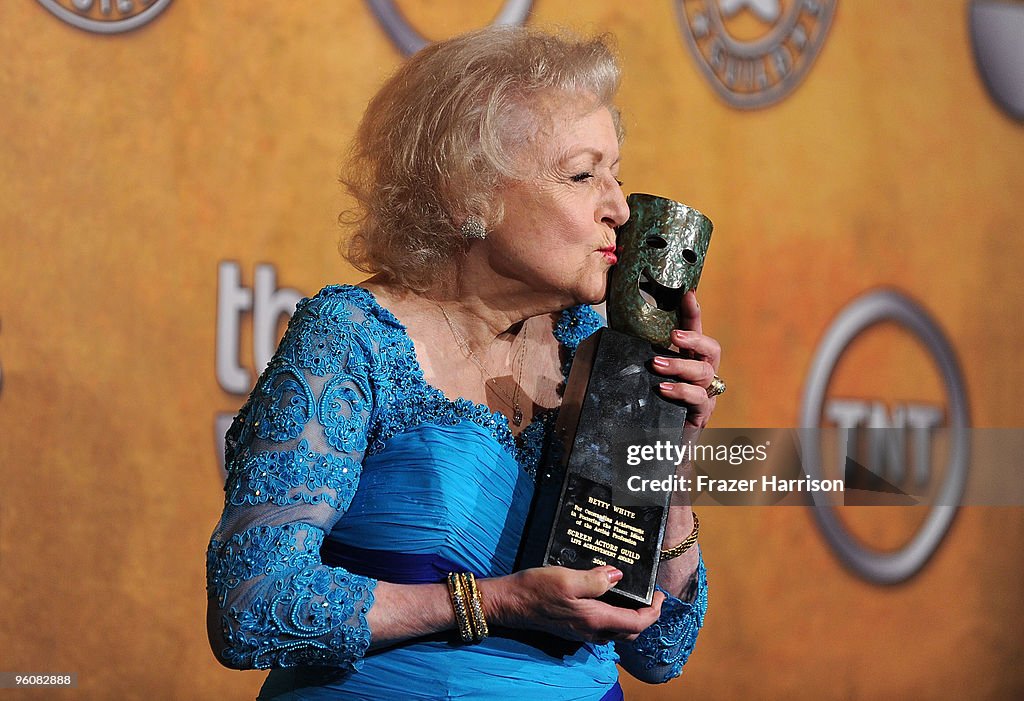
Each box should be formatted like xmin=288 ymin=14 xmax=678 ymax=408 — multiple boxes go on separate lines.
xmin=652 ymin=356 xmax=669 ymax=368
xmin=659 ymin=382 xmax=675 ymax=392
xmin=607 ymin=569 xmax=623 ymax=584
xmin=672 ymin=329 xmax=687 ymax=340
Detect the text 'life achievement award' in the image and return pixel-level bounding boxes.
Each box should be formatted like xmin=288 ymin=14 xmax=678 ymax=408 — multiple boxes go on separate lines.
xmin=518 ymin=194 xmax=713 ymax=607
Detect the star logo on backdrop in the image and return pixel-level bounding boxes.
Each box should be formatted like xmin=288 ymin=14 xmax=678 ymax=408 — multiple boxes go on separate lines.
xmin=675 ymin=0 xmax=837 ymax=109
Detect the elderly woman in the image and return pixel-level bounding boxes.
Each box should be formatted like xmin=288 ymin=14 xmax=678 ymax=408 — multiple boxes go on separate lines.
xmin=207 ymin=26 xmax=718 ymax=700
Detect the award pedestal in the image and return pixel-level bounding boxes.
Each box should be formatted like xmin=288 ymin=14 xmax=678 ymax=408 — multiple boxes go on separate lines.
xmin=518 ymin=327 xmax=686 ymax=607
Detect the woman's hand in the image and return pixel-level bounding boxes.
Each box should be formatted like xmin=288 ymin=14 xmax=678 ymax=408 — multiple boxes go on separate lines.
xmin=480 ymin=566 xmax=665 ymax=643
xmin=651 ymin=291 xmax=722 ymax=429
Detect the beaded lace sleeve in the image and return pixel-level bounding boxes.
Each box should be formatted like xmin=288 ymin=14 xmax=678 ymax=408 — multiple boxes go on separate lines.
xmin=617 ymin=554 xmax=708 ymax=683
xmin=205 ymin=289 xmax=378 ymax=671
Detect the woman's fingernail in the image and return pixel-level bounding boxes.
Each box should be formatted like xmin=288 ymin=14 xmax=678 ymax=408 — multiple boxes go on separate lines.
xmin=672 ymin=329 xmax=686 ymax=340
xmin=659 ymin=382 xmax=675 ymax=392
xmin=607 ymin=569 xmax=623 ymax=584
xmin=652 ymin=356 xmax=669 ymax=368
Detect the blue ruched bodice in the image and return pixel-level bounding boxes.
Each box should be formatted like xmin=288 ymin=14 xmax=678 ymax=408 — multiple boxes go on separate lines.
xmin=206 ymin=285 xmax=708 ymax=700
xmin=331 ymin=421 xmax=534 ymax=574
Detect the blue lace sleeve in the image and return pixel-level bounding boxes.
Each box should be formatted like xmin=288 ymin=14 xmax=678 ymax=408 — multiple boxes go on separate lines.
xmin=206 ymin=288 xmax=379 ymax=671
xmin=616 ymin=554 xmax=708 ymax=683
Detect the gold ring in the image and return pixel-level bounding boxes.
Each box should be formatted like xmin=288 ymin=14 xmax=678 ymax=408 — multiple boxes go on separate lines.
xmin=706 ymin=375 xmax=726 ymax=398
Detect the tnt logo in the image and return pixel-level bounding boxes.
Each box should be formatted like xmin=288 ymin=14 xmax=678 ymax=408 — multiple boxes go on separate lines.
xmin=801 ymin=290 xmax=970 ymax=584
xmin=825 ymin=400 xmax=943 ymax=489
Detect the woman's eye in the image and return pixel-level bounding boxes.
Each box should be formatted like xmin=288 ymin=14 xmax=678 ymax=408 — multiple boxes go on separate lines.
xmin=570 ymin=171 xmax=593 ymax=183
xmin=614 ymin=178 xmax=624 ymax=187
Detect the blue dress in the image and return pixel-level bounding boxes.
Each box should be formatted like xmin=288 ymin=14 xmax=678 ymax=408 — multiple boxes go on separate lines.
xmin=206 ymin=285 xmax=708 ymax=699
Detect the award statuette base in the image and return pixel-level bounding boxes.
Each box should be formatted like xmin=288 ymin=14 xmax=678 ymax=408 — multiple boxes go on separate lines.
xmin=517 ymin=327 xmax=687 ymax=608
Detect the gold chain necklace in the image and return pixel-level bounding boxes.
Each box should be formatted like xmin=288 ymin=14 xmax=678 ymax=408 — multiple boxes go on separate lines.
xmin=435 ymin=303 xmax=528 ymax=426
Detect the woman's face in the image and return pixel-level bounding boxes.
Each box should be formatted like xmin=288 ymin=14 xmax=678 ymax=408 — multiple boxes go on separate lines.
xmin=484 ymin=100 xmax=630 ymax=306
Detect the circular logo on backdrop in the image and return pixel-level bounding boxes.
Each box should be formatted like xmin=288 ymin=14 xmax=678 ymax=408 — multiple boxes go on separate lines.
xmin=969 ymin=0 xmax=1024 ymax=121
xmin=799 ymin=290 xmax=970 ymax=584
xmin=37 ymin=0 xmax=173 ymax=34
xmin=366 ymin=0 xmax=534 ymax=56
xmin=675 ymin=0 xmax=836 ymax=109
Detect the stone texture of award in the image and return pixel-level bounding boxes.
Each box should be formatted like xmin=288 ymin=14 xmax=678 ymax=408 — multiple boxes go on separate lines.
xmin=518 ymin=194 xmax=713 ymax=607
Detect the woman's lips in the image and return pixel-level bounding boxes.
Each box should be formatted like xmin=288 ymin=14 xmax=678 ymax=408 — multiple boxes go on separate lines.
xmin=599 ymin=245 xmax=617 ymax=264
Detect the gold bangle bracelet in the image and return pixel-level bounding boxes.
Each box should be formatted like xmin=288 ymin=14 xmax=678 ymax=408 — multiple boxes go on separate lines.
xmin=447 ymin=572 xmax=489 ymax=643
xmin=659 ymin=512 xmax=700 ymax=561
xmin=447 ymin=572 xmax=474 ymax=643
xmin=462 ymin=572 xmax=489 ymax=642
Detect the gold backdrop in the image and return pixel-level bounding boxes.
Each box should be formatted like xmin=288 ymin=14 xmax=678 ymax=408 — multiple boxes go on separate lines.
xmin=1 ymin=1 xmax=1022 ymax=699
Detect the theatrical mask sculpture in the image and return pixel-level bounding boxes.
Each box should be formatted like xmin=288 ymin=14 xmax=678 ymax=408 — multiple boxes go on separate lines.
xmin=608 ymin=194 xmax=713 ymax=347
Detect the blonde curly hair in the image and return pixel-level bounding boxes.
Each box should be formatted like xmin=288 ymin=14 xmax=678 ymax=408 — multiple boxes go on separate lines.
xmin=340 ymin=25 xmax=623 ymax=290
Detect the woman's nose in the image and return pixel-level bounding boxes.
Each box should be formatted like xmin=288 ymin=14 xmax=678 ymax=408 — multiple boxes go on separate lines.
xmin=602 ymin=182 xmax=630 ymax=228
